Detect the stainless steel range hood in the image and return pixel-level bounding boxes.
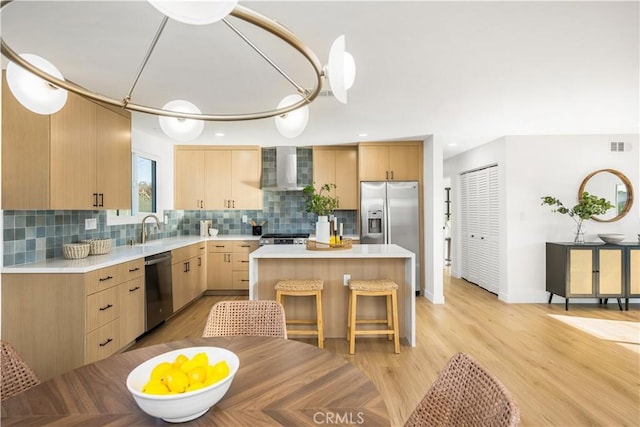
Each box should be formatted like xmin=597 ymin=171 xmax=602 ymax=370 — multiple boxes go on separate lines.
xmin=263 ymin=146 xmax=304 ymax=191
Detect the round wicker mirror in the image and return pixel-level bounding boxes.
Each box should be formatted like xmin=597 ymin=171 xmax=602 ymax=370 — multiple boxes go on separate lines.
xmin=578 ymin=169 xmax=633 ymax=222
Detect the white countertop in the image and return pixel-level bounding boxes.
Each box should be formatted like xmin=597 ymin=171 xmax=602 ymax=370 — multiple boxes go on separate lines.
xmin=250 ymin=244 xmax=415 ymax=260
xmin=2 ymin=235 xmax=260 ymax=274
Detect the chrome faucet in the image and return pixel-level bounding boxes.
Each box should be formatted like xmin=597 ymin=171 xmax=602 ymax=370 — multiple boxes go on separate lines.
xmin=141 ymin=214 xmax=161 ymax=244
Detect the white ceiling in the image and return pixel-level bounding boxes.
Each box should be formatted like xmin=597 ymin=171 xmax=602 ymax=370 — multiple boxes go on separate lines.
xmin=1 ymin=1 xmax=638 ymax=158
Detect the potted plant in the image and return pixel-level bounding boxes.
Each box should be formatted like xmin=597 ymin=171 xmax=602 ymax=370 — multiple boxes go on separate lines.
xmin=302 ymin=183 xmax=338 ymax=216
xmin=540 ymin=192 xmax=614 ymax=243
xmin=303 ymin=183 xmax=338 ymax=244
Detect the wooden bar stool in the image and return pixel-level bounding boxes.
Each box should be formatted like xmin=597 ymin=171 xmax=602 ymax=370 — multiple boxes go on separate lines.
xmin=275 ymin=279 xmax=324 ymax=349
xmin=347 ymin=279 xmax=400 ymax=355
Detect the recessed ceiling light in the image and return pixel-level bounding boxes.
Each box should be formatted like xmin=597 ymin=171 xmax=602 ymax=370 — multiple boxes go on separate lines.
xmin=215 ymin=132 xmax=225 ymax=137
xmin=357 ymin=132 xmax=368 ymax=137
xmin=448 ymin=143 xmax=457 ymax=147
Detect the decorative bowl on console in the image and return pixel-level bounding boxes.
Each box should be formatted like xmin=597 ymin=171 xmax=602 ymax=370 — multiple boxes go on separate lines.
xmin=597 ymin=234 xmax=625 ymax=244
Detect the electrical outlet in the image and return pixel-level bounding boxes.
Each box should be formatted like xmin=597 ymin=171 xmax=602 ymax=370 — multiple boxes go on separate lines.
xmin=242 ymin=215 xmax=248 ymax=223
xmin=343 ymin=274 xmax=350 ymax=286
xmin=164 ymin=215 xmax=169 ymax=224
xmin=85 ymin=218 xmax=97 ymax=230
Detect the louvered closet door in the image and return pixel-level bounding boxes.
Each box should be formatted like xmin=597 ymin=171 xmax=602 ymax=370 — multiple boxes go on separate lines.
xmin=460 ymin=165 xmax=499 ymax=294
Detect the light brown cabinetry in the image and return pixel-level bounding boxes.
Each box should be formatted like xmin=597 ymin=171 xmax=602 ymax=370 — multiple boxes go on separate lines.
xmin=174 ymin=146 xmax=262 ymax=210
xmin=546 ymin=243 xmax=632 ymax=310
xmin=119 ymin=259 xmax=145 ymax=346
xmin=1 ymin=258 xmax=144 ymax=381
xmin=313 ymin=146 xmax=358 ymax=209
xmin=207 ymin=240 xmax=258 ymax=291
xmin=1 ymin=74 xmax=131 ymax=210
xmin=358 ymin=142 xmax=420 ymax=181
xmin=171 ymin=243 xmax=206 ymax=312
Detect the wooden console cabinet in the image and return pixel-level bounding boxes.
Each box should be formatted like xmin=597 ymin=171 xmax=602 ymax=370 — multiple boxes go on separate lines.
xmin=546 ymin=242 xmax=639 ymax=310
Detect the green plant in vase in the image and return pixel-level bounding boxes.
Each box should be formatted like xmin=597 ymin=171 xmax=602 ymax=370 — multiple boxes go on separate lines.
xmin=540 ymin=192 xmax=614 ymax=243
xmin=302 ymin=183 xmax=339 ymax=216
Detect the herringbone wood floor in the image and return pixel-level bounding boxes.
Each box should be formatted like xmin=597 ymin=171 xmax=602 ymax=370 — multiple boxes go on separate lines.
xmin=130 ymin=271 xmax=640 ymax=426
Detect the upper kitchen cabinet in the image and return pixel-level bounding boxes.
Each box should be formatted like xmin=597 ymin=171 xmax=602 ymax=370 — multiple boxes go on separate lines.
xmin=313 ymin=146 xmax=358 ymax=209
xmin=358 ymin=142 xmax=421 ymax=181
xmin=174 ymin=146 xmax=262 ymax=210
xmin=2 ymin=75 xmax=132 ymax=210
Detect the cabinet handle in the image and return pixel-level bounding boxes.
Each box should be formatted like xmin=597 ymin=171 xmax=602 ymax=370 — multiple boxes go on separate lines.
xmin=226 ymin=254 xmax=231 ymax=262
xmin=232 ymin=200 xmax=235 ymax=208
xmin=99 ymin=304 xmax=113 ymax=311
xmin=98 ymin=193 xmax=104 ymax=207
xmin=215 ymin=245 xmax=225 ymax=248
xmin=241 ymin=279 xmax=249 ymax=282
xmin=184 ymin=262 xmax=190 ymax=273
xmin=93 ymin=193 xmax=98 ymax=207
xmin=241 ymin=260 xmax=249 ymax=263
xmin=198 ymin=257 xmax=202 ymax=267
xmin=129 ymin=286 xmax=140 ymax=292
xmin=99 ymin=276 xmax=113 ymax=282
xmin=240 ymin=245 xmax=250 ymax=248
xmin=386 ymin=171 xmax=389 ymax=180
xmin=200 ymin=200 xmax=204 ymax=209
xmin=390 ymin=171 xmax=394 ymax=179
xmin=99 ymin=338 xmax=113 ymax=347
xmin=129 ymin=267 xmax=140 ymax=272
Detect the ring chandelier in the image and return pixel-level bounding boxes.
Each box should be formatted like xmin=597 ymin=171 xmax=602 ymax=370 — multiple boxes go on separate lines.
xmin=0 ymin=0 xmax=356 ymax=140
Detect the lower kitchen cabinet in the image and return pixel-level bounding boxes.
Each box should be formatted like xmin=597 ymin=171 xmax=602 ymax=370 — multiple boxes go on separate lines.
xmin=207 ymin=240 xmax=259 ymax=291
xmin=546 ymin=242 xmax=637 ymax=310
xmin=119 ymin=274 xmax=145 ymax=346
xmin=171 ymin=243 xmax=207 ymax=312
xmin=0 ymin=257 xmax=145 ymax=381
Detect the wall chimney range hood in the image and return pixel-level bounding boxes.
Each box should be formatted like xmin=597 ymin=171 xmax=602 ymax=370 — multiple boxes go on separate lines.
xmin=263 ymin=146 xmax=304 ymax=191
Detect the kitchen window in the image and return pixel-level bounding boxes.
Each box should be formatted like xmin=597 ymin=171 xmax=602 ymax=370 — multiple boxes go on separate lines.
xmin=107 ymin=153 xmax=157 ymax=225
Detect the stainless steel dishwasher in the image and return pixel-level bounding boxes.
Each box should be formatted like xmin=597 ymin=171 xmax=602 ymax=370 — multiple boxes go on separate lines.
xmin=144 ymin=251 xmax=173 ymax=332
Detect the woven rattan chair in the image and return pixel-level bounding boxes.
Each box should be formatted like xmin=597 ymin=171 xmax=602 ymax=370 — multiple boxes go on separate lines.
xmin=405 ymin=352 xmax=520 ymax=427
xmin=202 ymin=300 xmax=288 ymax=339
xmin=1 ymin=341 xmax=40 ymax=401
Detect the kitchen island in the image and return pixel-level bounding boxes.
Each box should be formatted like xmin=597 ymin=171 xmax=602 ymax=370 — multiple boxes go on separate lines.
xmin=249 ymin=244 xmax=416 ymax=346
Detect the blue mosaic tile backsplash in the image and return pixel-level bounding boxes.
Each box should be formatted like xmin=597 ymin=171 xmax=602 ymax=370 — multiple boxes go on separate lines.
xmin=3 ymin=147 xmax=357 ymax=266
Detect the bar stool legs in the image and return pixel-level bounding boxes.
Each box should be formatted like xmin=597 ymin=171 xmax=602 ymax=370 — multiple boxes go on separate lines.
xmin=275 ymin=280 xmax=324 ymax=349
xmin=347 ymin=280 xmax=400 ymax=355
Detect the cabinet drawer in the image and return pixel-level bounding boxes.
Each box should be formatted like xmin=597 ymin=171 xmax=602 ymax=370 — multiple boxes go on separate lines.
xmin=232 ymin=271 xmax=250 ymax=290
xmin=172 ymin=244 xmax=200 ymax=264
xmin=120 ymin=258 xmax=144 ymax=281
xmin=86 ymin=319 xmax=120 ymax=364
xmin=232 ymin=252 xmax=250 ymax=270
xmin=233 ymin=241 xmax=259 ymax=253
xmin=209 ymin=241 xmax=233 ymax=253
xmin=86 ymin=286 xmax=120 ymax=332
xmin=86 ymin=264 xmax=120 ymax=295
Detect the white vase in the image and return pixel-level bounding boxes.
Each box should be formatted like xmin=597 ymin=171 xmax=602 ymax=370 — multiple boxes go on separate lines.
xmin=315 ymin=215 xmax=330 ymax=245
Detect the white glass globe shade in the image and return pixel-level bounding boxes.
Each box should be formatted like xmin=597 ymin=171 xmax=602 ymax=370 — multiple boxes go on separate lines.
xmin=6 ymin=53 xmax=68 ymax=115
xmin=275 ymin=94 xmax=309 ymax=138
xmin=159 ymin=100 xmax=204 ymax=142
xmin=343 ymin=51 xmax=356 ymax=90
xmin=147 ymin=0 xmax=238 ymax=25
xmin=327 ymin=35 xmax=356 ymax=104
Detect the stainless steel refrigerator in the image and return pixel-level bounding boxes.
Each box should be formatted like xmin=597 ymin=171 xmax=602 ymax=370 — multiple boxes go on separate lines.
xmin=360 ymin=181 xmax=421 ymax=290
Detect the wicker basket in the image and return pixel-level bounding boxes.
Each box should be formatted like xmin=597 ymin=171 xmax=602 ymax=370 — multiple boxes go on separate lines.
xmin=62 ymin=243 xmax=90 ymax=259
xmin=83 ymin=238 xmax=112 ymax=255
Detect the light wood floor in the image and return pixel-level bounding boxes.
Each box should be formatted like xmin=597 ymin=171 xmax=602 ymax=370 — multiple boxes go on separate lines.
xmin=130 ymin=271 xmax=640 ymax=426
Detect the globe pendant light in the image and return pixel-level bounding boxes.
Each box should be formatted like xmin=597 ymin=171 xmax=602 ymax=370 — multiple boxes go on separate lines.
xmin=327 ymin=35 xmax=356 ymax=104
xmin=6 ymin=53 xmax=68 ymax=115
xmin=275 ymin=94 xmax=309 ymax=138
xmin=147 ymin=0 xmax=238 ymax=25
xmin=159 ymin=100 xmax=204 ymax=142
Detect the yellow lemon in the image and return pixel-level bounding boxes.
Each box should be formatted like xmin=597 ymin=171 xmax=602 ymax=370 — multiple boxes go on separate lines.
xmin=205 ymin=361 xmax=230 ymax=386
xmin=143 ymin=379 xmax=169 ymax=395
xmin=186 ymin=382 xmax=206 ymax=392
xmin=165 ymin=368 xmax=189 ymax=393
xmin=172 ymin=354 xmax=188 ymax=370
xmin=192 ymin=352 xmax=208 ymax=369
xmin=187 ymin=366 xmax=207 ymax=386
xmin=150 ymin=361 xmax=172 ymax=382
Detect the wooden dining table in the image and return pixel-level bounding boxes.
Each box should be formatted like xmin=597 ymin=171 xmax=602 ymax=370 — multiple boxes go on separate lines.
xmin=1 ymin=336 xmax=390 ymax=426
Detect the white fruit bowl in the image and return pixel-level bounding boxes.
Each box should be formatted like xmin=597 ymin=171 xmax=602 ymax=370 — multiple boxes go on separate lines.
xmin=208 ymin=228 xmax=219 ymax=237
xmin=597 ymin=233 xmax=625 ymax=244
xmin=126 ymin=346 xmax=239 ymax=423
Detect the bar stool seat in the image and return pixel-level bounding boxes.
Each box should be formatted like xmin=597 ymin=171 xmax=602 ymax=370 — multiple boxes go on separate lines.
xmin=347 ymin=279 xmax=400 ymax=355
xmin=275 ymin=279 xmax=324 ymax=349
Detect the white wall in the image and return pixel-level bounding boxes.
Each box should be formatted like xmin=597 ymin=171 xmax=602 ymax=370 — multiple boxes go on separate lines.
xmin=445 ymin=134 xmax=639 ymax=303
